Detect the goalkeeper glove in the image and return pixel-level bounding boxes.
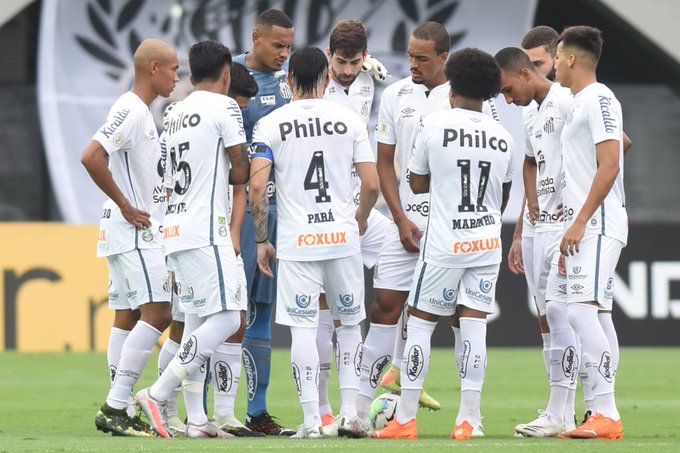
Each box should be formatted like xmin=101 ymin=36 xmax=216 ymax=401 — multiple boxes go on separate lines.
xmin=362 ymin=55 xmax=391 ymax=82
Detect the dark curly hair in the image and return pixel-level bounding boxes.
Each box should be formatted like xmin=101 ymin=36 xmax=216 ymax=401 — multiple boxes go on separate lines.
xmin=229 ymin=63 xmax=259 ymax=98
xmin=445 ymin=48 xmax=500 ymax=100
xmin=189 ymin=40 xmax=232 ymax=83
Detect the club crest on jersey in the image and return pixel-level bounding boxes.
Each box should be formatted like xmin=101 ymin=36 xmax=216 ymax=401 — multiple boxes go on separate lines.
xmin=279 ymin=81 xmax=292 ymax=99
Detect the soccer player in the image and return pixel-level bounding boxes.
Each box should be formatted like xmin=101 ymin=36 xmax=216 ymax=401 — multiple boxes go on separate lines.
xmin=82 ymin=38 xmax=178 ymax=437
xmin=506 ymin=27 xmax=560 ymax=392
xmin=357 ymin=22 xmax=454 ymax=423
xmin=249 ymin=46 xmax=379 ymax=438
xmin=372 ymin=47 xmax=513 ymax=440
xmin=554 ymin=25 xmax=626 ymax=440
xmin=495 ymin=46 xmax=577 ymax=437
xmin=134 ymin=39 xmax=250 ymax=439
xmin=317 ymin=19 xmax=391 ymax=433
xmin=233 ymin=9 xmax=296 ymax=435
xmin=208 ymin=62 xmax=263 ymax=437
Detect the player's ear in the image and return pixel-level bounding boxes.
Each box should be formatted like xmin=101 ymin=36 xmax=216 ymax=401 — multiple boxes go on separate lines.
xmin=326 ymin=48 xmax=332 ymax=59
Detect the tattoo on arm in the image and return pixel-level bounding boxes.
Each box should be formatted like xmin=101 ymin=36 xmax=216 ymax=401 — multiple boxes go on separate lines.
xmin=252 ymin=190 xmax=269 ymax=243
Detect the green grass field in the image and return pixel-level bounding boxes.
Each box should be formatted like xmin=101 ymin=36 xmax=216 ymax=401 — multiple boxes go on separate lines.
xmin=1 ymin=347 xmax=679 ymax=452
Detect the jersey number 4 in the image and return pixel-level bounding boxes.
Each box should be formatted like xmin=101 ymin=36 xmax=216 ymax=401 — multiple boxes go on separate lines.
xmin=304 ymin=151 xmax=331 ymax=203
xmin=458 ymin=159 xmax=491 ymax=213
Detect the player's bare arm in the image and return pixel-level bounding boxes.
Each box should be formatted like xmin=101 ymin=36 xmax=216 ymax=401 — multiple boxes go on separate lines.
xmin=80 ymin=140 xmax=150 ymax=228
xmin=560 ymin=139 xmax=620 ymax=256
xmin=378 ymin=141 xmax=421 ymax=252
xmin=227 ymin=143 xmax=250 ymax=185
xmin=408 ymin=172 xmax=430 ymax=194
xmin=354 ymin=161 xmax=380 ymax=235
xmin=523 ymin=155 xmax=539 ymax=222
xmin=508 ymin=200 xmax=525 ymax=275
xmin=623 ymin=131 xmax=632 ymax=155
xmin=249 ymin=157 xmax=276 ymax=278
xmin=231 ymin=184 xmax=247 ymax=256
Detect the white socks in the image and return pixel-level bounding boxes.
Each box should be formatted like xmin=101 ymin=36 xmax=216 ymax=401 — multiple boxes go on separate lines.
xmin=212 ymin=342 xmax=242 ymax=419
xmin=357 ymin=323 xmax=398 ymax=420
xmin=106 ymin=321 xmax=161 ymax=410
xmin=291 ymin=326 xmax=321 ymax=428
xmin=107 ymin=327 xmax=129 ymax=387
xmin=157 ymin=339 xmax=180 ymax=419
xmin=396 ymin=316 xmax=436 ymax=424
xmin=336 ymin=324 xmax=362 ymax=419
xmin=598 ymin=312 xmax=619 ymax=381
xmin=545 ymin=301 xmax=577 ymax=423
xmin=456 ymin=317 xmax=487 ymax=426
xmin=567 ymin=303 xmax=619 ymax=420
xmin=392 ymin=306 xmax=409 ymax=373
xmin=541 ymin=331 xmax=551 ymax=384
xmin=316 ymin=309 xmax=334 ymax=417
xmin=151 ymin=311 xmax=240 ymax=402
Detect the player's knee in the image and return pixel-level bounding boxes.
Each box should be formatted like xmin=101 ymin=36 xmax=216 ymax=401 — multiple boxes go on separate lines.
xmin=370 ymin=296 xmax=402 ymax=324
xmin=140 ymin=302 xmax=172 ymax=331
xmin=168 ymin=320 xmax=184 ymax=343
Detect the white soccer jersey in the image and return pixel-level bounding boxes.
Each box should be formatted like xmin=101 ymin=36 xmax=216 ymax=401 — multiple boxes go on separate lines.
xmin=409 ymin=108 xmax=514 ymax=268
xmin=324 ymin=71 xmax=375 ymax=205
xmin=251 ymin=99 xmax=374 ymax=261
xmin=561 ymin=82 xmax=627 ymax=245
xmin=93 ymin=91 xmax=166 ymax=257
xmin=525 ymin=83 xmax=572 ymax=232
xmin=375 ymin=77 xmax=451 ymax=230
xmin=324 ymin=71 xmax=374 ymax=126
xmin=162 ymin=90 xmax=246 ymax=254
xmin=375 ymin=77 xmax=499 ymax=230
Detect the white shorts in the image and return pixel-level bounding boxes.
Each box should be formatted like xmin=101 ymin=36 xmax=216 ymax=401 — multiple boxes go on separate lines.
xmin=361 ymin=209 xmax=390 ymax=269
xmin=276 ymin=254 xmax=365 ymax=327
xmin=407 ymin=260 xmax=499 ymax=316
xmin=566 ymin=234 xmax=623 ymax=310
xmin=533 ymin=230 xmax=567 ymax=312
xmin=373 ymin=222 xmax=420 ymax=291
xmin=107 ymin=248 xmax=169 ymax=310
xmin=168 ymin=245 xmax=247 ymax=317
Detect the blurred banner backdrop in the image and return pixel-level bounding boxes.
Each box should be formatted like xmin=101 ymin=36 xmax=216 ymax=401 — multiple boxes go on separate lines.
xmin=38 ymin=0 xmax=537 ymax=224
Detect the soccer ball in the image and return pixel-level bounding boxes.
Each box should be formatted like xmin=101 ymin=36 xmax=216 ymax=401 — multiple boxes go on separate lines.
xmin=368 ymin=393 xmax=400 ymax=430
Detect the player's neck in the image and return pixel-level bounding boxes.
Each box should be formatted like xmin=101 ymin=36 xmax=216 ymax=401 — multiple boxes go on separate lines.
xmin=245 ymin=51 xmax=272 ymax=73
xmin=424 ymin=73 xmax=447 ymax=92
xmin=193 ymin=81 xmax=225 ymax=95
xmin=130 ymin=82 xmax=157 ymax=106
xmin=452 ymin=96 xmax=482 ymax=112
xmin=568 ymin=70 xmax=597 ymax=95
xmin=533 ymin=76 xmax=553 ymax=106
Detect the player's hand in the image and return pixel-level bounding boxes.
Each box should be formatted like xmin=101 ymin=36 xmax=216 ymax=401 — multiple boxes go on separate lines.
xmin=356 ymin=212 xmax=369 ymax=236
xmin=396 ymin=217 xmax=421 ymax=253
xmin=256 ymin=242 xmax=277 ymax=279
xmin=362 ymin=55 xmax=391 ymax=81
xmin=558 ymin=254 xmax=567 ymax=276
xmin=560 ymin=221 xmax=585 ymax=256
xmin=507 ymin=237 xmax=524 ymax=275
xmin=120 ymin=201 xmax=151 ymax=228
xmin=527 ymin=201 xmax=540 ymax=224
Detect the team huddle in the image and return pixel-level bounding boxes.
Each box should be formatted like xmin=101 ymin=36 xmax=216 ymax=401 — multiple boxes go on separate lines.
xmin=80 ymin=8 xmax=628 ymax=441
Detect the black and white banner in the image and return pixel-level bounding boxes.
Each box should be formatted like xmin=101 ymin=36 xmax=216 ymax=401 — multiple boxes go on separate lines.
xmin=38 ymin=0 xmax=536 ymax=223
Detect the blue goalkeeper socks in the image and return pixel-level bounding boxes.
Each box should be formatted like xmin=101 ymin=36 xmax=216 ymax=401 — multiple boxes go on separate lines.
xmin=243 ymin=302 xmax=272 ymax=417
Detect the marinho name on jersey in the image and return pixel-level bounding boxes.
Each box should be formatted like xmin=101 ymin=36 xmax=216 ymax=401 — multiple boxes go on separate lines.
xmin=442 ymin=127 xmax=509 ymax=152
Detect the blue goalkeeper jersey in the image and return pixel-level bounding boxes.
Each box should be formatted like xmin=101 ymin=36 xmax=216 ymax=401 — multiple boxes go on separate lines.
xmin=233 ymin=53 xmax=291 ymax=211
